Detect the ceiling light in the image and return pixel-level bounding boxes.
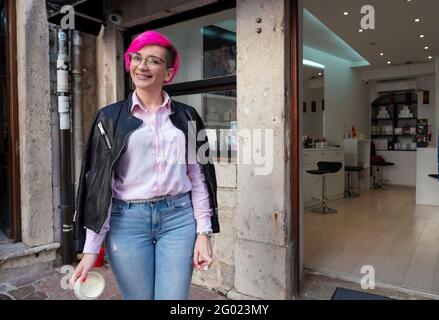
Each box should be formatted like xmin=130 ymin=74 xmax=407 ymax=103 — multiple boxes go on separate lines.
xmin=414 ymin=18 xmax=421 ymax=23
xmin=380 ymin=52 xmax=384 ymax=56
xmin=303 ymin=59 xmax=326 ymax=69
xmin=428 ymin=56 xmax=433 ymax=59
xmin=420 ymin=34 xmax=425 ymax=38
xmin=387 ymin=61 xmax=392 ymax=64
xmin=343 ymin=11 xmax=349 ymax=16
xmin=318 ymin=72 xmax=322 ymax=76
xmin=358 ymin=29 xmax=364 ymax=32
xmin=424 ymin=46 xmax=429 ymax=50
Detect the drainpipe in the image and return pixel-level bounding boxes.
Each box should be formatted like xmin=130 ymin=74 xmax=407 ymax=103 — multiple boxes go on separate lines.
xmin=71 ymin=30 xmax=84 ymax=201
xmin=57 ymin=28 xmax=74 ymax=265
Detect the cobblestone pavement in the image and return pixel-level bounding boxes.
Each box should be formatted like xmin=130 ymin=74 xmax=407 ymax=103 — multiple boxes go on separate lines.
xmin=0 ymin=262 xmax=228 ymax=300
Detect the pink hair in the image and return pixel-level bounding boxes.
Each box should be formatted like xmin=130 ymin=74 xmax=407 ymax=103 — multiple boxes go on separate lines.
xmin=124 ymin=30 xmax=180 ymax=83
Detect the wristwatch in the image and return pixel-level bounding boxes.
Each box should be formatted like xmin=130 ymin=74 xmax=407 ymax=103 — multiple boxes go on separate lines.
xmin=197 ymin=231 xmax=213 ymax=238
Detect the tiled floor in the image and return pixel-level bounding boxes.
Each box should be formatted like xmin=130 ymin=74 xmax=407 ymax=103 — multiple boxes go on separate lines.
xmin=0 ymin=262 xmax=228 ymax=300
xmin=304 ymin=186 xmax=439 ymax=296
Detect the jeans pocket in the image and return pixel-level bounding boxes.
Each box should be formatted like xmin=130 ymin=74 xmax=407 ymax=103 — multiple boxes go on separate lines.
xmin=171 ymin=194 xmax=192 ymax=211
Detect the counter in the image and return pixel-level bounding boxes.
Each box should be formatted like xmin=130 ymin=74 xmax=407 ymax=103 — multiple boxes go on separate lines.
xmin=376 ymin=150 xmax=416 ymax=187
xmin=416 ymin=147 xmax=439 ymax=206
xmin=303 ymin=147 xmax=343 ymax=152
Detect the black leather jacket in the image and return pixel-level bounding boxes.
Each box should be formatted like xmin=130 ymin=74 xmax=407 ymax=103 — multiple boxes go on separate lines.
xmin=73 ymin=92 xmax=219 ymax=253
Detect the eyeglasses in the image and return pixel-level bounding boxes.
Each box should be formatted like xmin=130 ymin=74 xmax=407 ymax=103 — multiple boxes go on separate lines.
xmin=128 ymin=52 xmax=167 ymax=67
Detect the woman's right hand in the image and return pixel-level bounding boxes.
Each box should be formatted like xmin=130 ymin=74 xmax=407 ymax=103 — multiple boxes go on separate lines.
xmin=69 ymin=253 xmax=98 ymax=287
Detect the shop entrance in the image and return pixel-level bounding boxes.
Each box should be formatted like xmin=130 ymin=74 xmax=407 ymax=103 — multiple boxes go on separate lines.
xmin=301 ymin=0 xmax=439 ymax=297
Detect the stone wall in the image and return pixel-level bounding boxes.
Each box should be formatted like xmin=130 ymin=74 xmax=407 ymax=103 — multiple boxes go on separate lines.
xmin=192 ymin=163 xmax=238 ymax=294
xmin=234 ymin=0 xmax=292 ymax=299
xmin=16 ymin=0 xmax=54 ymax=247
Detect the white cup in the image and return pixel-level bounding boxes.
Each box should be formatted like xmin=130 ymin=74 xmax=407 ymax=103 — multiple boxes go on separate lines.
xmin=74 ymin=271 xmax=105 ymax=300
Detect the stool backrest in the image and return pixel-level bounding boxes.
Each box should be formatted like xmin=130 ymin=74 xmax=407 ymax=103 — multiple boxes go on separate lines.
xmin=317 ymin=161 xmax=342 ymax=173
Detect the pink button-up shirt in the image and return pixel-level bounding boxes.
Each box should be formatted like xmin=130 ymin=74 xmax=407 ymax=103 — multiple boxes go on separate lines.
xmin=82 ymin=90 xmax=212 ymax=254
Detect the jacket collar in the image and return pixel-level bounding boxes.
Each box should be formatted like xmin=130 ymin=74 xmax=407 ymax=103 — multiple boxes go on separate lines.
xmin=124 ymin=90 xmax=176 ymax=114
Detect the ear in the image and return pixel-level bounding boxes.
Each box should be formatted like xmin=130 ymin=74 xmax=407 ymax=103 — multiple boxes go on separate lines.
xmin=164 ymin=68 xmax=175 ymax=83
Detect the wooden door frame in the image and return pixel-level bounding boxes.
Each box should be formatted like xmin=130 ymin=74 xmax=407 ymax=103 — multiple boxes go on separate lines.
xmin=5 ymin=0 xmax=21 ymax=241
xmin=289 ymin=0 xmax=302 ymax=296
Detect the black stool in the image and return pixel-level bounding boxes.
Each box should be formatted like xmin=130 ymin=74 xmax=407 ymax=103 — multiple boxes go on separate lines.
xmin=306 ymin=161 xmax=343 ymax=214
xmin=345 ymin=166 xmax=363 ymax=197
xmin=373 ymin=162 xmax=394 ymax=189
xmin=370 ymin=142 xmax=395 ymax=189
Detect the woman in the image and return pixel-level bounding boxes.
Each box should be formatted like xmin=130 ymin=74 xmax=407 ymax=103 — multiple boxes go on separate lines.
xmin=70 ymin=30 xmax=219 ymax=300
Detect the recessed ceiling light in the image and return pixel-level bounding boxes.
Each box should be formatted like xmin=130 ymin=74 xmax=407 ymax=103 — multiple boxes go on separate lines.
xmin=420 ymin=34 xmax=425 ymax=38
xmin=358 ymin=29 xmax=364 ymax=32
xmin=343 ymin=11 xmax=349 ymax=16
xmin=414 ymin=18 xmax=421 ymax=23
xmin=318 ymin=72 xmax=322 ymax=76
xmin=428 ymin=56 xmax=433 ymax=59
xmin=380 ymin=52 xmax=384 ymax=56
xmin=424 ymin=46 xmax=429 ymax=50
xmin=387 ymin=61 xmax=392 ymax=64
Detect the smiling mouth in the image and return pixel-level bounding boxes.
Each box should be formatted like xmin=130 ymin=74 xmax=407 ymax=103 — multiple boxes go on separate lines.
xmin=136 ymin=74 xmax=153 ymax=80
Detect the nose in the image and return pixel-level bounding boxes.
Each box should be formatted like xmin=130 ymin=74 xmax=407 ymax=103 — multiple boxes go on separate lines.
xmin=137 ymin=62 xmax=149 ymax=71
xmin=134 ymin=57 xmax=149 ymax=70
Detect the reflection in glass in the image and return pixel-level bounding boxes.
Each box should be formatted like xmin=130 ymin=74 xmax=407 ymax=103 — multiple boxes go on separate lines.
xmin=302 ymin=65 xmax=325 ymax=142
xmin=154 ymin=8 xmax=236 ymax=84
xmin=172 ymin=90 xmax=237 ymax=161
xmin=202 ymin=23 xmax=236 ymax=78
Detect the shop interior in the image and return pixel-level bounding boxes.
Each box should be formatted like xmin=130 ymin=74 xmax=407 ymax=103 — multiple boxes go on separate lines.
xmin=302 ymin=0 xmax=439 ymax=295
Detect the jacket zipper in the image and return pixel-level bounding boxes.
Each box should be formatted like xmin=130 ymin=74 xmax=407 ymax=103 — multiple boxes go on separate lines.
xmin=97 ymin=122 xmax=112 ymax=150
xmin=99 ymin=122 xmax=142 ymax=232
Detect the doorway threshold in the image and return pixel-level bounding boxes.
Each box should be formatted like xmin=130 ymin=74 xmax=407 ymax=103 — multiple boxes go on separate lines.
xmin=0 ymin=241 xmax=60 ymax=273
xmin=303 ymin=268 xmax=439 ymax=300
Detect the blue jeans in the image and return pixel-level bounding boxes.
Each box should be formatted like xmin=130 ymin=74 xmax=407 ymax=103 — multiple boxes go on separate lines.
xmin=104 ymin=192 xmax=196 ymax=300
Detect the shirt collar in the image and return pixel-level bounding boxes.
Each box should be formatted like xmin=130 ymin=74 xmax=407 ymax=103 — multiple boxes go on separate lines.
xmin=131 ymin=90 xmax=172 ymax=113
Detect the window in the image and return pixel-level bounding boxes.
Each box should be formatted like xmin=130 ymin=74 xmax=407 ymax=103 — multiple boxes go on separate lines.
xmin=124 ymin=2 xmax=237 ymax=161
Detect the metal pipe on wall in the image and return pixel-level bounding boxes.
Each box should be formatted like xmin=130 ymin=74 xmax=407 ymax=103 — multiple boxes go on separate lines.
xmin=57 ymin=28 xmax=74 ymax=265
xmin=49 ymin=24 xmax=62 ymax=246
xmin=71 ymin=30 xmax=84 ymax=200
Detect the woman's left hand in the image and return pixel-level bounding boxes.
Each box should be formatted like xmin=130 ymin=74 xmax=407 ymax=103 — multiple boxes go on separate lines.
xmin=193 ymin=235 xmax=213 ymax=272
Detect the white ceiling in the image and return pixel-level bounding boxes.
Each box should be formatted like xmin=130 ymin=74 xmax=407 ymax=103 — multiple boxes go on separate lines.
xmin=304 ymin=0 xmax=439 ymax=69
xmin=303 ymin=65 xmax=324 ymax=80
xmin=303 ymin=9 xmax=367 ymax=65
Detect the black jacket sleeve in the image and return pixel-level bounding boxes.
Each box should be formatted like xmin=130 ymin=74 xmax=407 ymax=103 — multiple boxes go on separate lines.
xmin=73 ymin=112 xmax=101 ymax=253
xmin=191 ymin=107 xmax=220 ymax=233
